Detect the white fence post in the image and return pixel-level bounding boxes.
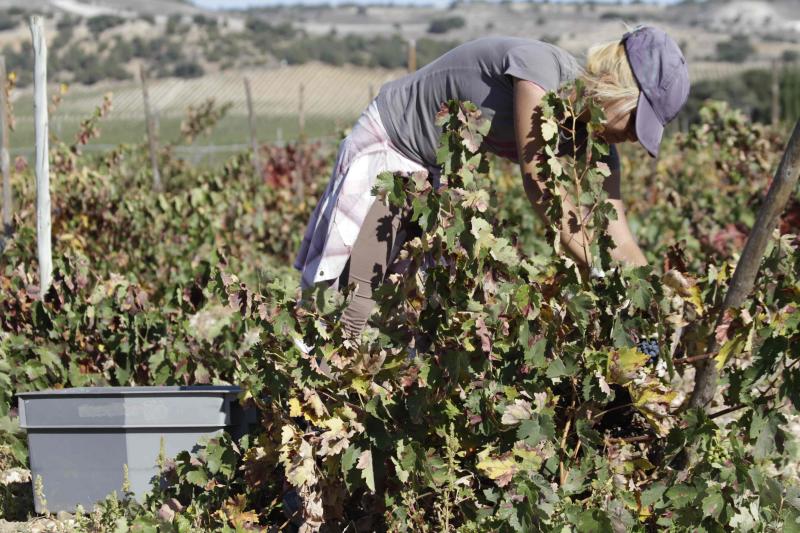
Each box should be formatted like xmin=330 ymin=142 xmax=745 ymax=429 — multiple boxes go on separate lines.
xmin=0 ymin=56 xmax=11 ymax=241
xmin=30 ymin=16 xmax=52 ymax=298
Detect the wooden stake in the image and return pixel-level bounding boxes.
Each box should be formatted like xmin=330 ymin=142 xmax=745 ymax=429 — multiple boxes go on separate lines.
xmin=0 ymin=56 xmax=11 ymax=241
xmin=295 ymin=84 xmax=306 ymax=202
xmin=689 ymin=119 xmax=800 ymax=410
xmin=29 ymin=16 xmax=52 ymax=298
xmin=298 ymin=83 xmax=305 ymax=143
xmin=407 ymin=38 xmax=417 ymax=73
xmin=771 ymin=59 xmax=781 ymax=127
xmin=244 ymin=76 xmax=263 ymax=181
xmin=140 ymin=64 xmax=162 ymax=192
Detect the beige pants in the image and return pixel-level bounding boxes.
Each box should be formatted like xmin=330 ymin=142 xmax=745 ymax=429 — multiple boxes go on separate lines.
xmin=338 ymin=197 xmax=417 ymax=336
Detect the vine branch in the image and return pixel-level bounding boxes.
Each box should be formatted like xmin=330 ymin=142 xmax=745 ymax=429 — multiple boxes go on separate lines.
xmin=689 ymin=119 xmax=800 ymax=411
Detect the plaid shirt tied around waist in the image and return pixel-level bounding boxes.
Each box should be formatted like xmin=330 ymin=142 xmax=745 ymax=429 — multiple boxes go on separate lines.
xmin=294 ymin=99 xmax=433 ymax=288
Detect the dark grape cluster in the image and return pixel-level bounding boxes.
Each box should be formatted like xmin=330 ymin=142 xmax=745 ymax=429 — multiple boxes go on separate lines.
xmin=637 ymin=339 xmax=660 ymax=365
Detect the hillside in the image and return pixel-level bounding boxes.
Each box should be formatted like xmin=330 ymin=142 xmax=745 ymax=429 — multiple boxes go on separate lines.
xmin=0 ymin=1 xmax=797 ymax=89
xmin=0 ymin=0 xmax=798 ymax=153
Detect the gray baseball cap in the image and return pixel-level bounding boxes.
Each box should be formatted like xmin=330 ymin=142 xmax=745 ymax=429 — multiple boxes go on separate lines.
xmin=622 ymin=26 xmax=690 ymax=158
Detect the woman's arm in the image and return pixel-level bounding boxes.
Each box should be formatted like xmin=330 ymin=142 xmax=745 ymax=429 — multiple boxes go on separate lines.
xmin=601 ymin=147 xmax=648 ymax=266
xmin=512 ymin=77 xmax=647 ymax=267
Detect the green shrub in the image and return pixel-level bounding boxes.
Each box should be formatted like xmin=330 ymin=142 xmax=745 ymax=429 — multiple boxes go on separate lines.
xmin=427 ymin=16 xmax=465 ymax=34
xmin=51 ymin=25 xmax=74 ymax=50
xmin=2 ymin=42 xmax=33 ymax=87
xmin=598 ymin=11 xmax=638 ymax=22
xmin=173 ymin=61 xmax=204 ymax=78
xmin=416 ymin=37 xmax=459 ymax=67
xmin=193 ymin=14 xmax=217 ymax=28
xmin=87 ymin=14 xmax=125 ymax=35
xmin=166 ymin=14 xmax=182 ymax=34
xmin=56 ymin=15 xmax=80 ymax=30
xmin=782 ymin=49 xmax=799 ymax=63
xmin=1 ymin=79 xmax=798 ymax=531
xmin=0 ymin=15 xmax=18 ymax=32
xmin=715 ymin=34 xmax=755 ymax=63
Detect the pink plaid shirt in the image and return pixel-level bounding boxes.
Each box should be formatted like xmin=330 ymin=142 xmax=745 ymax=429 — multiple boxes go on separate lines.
xmin=294 ymin=100 xmax=429 ymax=288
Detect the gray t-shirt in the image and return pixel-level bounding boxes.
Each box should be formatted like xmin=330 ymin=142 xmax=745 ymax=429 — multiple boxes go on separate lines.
xmin=376 ymin=36 xmax=581 ymax=168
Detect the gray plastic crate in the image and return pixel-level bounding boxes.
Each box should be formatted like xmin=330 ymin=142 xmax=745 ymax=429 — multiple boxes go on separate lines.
xmin=18 ymin=385 xmax=251 ymax=513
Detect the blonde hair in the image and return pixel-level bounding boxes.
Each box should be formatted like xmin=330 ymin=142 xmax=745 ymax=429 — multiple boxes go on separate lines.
xmin=580 ymin=39 xmax=640 ymax=114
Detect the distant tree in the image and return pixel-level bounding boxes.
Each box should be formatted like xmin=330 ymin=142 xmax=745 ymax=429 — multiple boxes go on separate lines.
xmin=599 ymin=11 xmax=638 ymax=23
xmin=3 ymin=42 xmax=33 ymax=86
xmin=782 ymin=50 xmax=799 ymax=63
xmin=682 ymin=69 xmax=768 ymax=125
xmin=56 ymin=15 xmax=80 ymax=31
xmin=780 ymin=66 xmax=800 ymax=122
xmin=52 ymin=25 xmax=74 ymax=50
xmin=716 ymin=35 xmax=755 ymax=63
xmin=173 ymin=61 xmax=204 ymax=78
xmin=131 ymin=36 xmax=147 ymax=58
xmin=246 ymin=17 xmax=296 ymax=39
xmin=87 ymin=15 xmax=125 ymax=35
xmin=416 ymin=38 xmax=459 ymax=67
xmin=59 ymin=44 xmax=117 ymax=85
xmin=540 ymin=34 xmax=560 ymax=45
xmin=109 ymin=37 xmax=134 ymax=63
xmin=281 ymin=42 xmax=311 ymax=65
xmin=246 ymin=16 xmax=270 ymax=33
xmin=427 ymin=16 xmax=465 ymax=34
xmin=166 ymin=14 xmax=182 ymax=34
xmin=369 ymin=35 xmax=408 ymax=69
xmin=193 ymin=14 xmax=217 ymax=28
xmin=0 ymin=15 xmax=18 ymax=31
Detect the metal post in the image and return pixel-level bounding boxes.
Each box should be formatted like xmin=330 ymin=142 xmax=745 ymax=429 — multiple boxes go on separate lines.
xmin=140 ymin=64 xmax=162 ymax=192
xmin=29 ymin=16 xmax=52 ymax=298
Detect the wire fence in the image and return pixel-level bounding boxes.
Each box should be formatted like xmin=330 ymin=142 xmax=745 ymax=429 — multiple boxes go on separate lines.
xmin=5 ymin=62 xmax=404 ymax=163
xmin=4 ymin=58 xmax=799 ymax=165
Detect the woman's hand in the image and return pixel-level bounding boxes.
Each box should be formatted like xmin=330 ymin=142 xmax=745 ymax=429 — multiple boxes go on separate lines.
xmin=512 ymin=77 xmax=648 ymax=268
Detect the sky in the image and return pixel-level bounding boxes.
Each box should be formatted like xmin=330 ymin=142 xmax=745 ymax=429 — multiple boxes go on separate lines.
xmin=192 ymin=0 xmax=685 ymax=10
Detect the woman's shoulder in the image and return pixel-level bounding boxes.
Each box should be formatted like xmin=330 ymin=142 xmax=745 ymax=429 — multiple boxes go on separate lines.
xmin=486 ymin=36 xmax=580 ymax=81
xmin=461 ymin=36 xmax=569 ymax=58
